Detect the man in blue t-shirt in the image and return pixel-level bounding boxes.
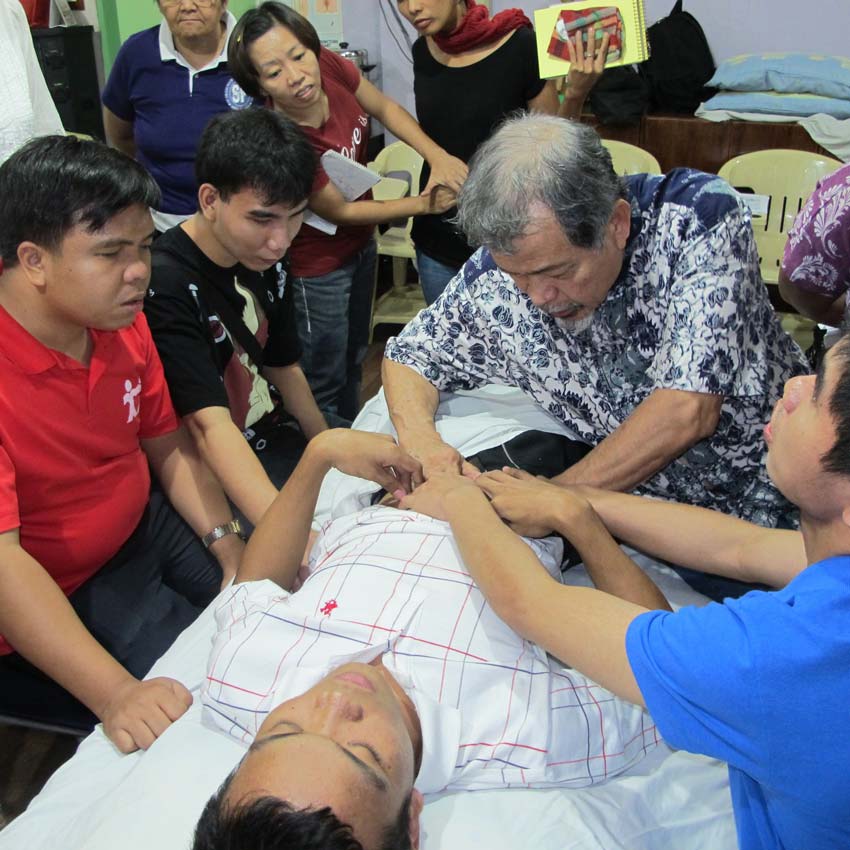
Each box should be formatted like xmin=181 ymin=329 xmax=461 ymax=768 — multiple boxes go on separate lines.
xmin=402 ymin=336 xmax=850 ymax=850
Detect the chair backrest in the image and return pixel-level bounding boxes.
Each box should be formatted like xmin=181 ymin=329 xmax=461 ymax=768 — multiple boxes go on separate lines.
xmin=371 ymin=140 xmax=424 ymax=198
xmin=601 ymin=139 xmax=662 ymax=176
xmin=717 ymin=148 xmax=842 ymax=283
xmin=369 ymin=141 xmax=425 ymax=245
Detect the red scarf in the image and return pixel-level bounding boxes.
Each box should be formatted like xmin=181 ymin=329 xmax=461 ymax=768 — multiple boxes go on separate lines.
xmin=432 ymin=0 xmax=532 ymax=54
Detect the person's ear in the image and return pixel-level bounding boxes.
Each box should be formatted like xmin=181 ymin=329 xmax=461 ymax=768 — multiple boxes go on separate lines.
xmin=840 ymin=503 xmax=850 ymax=530
xmin=609 ymin=198 xmax=631 ymax=251
xmin=407 ymin=788 xmax=425 ymax=850
xmin=198 ymin=183 xmax=221 ymax=222
xmin=15 ymin=242 xmax=51 ymax=289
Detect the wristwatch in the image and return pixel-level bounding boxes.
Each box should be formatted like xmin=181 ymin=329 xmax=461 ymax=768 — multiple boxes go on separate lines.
xmin=201 ymin=518 xmax=246 ymax=549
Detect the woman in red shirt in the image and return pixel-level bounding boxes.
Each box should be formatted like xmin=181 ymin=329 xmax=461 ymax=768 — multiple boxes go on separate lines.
xmin=229 ymin=2 xmax=463 ymax=422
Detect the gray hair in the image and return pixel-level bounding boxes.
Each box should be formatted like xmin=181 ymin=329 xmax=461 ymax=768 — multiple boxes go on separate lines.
xmin=455 ymin=113 xmax=628 ymax=253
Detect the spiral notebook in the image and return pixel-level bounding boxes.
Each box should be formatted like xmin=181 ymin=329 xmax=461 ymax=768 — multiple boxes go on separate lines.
xmin=534 ymin=1 xmax=649 ymax=79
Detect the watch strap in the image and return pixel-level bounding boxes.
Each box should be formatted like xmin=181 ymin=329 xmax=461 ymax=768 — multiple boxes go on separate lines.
xmin=202 ymin=519 xmax=245 ymax=549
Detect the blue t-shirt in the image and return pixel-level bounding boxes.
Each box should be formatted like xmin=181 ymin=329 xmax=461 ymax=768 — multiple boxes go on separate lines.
xmin=626 ymin=556 xmax=850 ymax=850
xmin=102 ymin=22 xmax=252 ymax=215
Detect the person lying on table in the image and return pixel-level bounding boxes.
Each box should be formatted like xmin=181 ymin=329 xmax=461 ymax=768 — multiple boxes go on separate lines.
xmin=191 ymin=429 xmax=668 ymax=850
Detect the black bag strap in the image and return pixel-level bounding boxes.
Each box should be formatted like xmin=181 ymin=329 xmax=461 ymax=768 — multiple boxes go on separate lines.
xmin=194 ymin=272 xmax=266 ymax=372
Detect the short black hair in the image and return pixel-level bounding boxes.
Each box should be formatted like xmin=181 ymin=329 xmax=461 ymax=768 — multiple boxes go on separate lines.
xmin=194 ymin=108 xmax=315 ymax=207
xmin=0 ymin=135 xmax=160 ymax=269
xmin=228 ymin=1 xmax=322 ymax=100
xmin=822 ymin=334 xmax=850 ymax=478
xmin=192 ymin=770 xmax=413 ymax=850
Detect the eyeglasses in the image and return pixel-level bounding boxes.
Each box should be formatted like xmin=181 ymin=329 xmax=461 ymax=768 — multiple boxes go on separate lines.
xmin=160 ymin=0 xmax=218 ymax=8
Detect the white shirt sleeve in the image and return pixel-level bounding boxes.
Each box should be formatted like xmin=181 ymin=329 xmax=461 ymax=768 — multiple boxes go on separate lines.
xmin=0 ymin=0 xmax=64 ymax=164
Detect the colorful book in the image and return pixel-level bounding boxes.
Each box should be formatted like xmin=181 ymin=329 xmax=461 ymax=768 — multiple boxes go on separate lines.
xmin=534 ymin=1 xmax=649 ymax=79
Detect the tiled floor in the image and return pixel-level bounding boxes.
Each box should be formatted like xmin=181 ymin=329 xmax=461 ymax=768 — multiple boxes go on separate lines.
xmin=0 ymin=327 xmax=399 ymax=831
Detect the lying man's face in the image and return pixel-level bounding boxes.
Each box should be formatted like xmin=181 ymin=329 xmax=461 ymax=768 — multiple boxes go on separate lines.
xmin=225 ymin=659 xmax=424 ymax=849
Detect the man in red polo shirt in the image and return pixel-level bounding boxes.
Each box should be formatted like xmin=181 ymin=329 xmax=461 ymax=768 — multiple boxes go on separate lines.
xmin=0 ymin=135 xmax=243 ymax=753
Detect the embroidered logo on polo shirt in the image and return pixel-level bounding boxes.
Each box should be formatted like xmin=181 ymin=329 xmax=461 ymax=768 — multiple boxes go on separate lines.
xmin=320 ymin=599 xmax=338 ymax=616
xmin=225 ymin=79 xmax=251 ymax=111
xmin=123 ymin=378 xmax=142 ymax=423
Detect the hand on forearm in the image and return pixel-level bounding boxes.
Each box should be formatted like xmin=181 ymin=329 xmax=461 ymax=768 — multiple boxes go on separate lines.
xmin=422 ymin=150 xmax=468 ymax=195
xmin=0 ymin=537 xmax=191 ymax=750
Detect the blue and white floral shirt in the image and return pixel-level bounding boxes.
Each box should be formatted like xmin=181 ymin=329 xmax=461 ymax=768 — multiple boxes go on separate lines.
xmin=386 ymin=170 xmax=808 ymax=526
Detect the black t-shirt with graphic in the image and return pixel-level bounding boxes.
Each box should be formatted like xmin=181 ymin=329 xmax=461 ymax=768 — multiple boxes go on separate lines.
xmin=146 ymin=226 xmax=301 ymax=431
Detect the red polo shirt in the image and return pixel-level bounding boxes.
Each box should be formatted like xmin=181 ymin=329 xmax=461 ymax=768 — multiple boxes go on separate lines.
xmin=0 ymin=307 xmax=179 ymax=655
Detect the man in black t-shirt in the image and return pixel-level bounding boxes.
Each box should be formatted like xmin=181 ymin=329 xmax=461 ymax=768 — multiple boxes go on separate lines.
xmin=146 ymin=109 xmax=328 ymax=528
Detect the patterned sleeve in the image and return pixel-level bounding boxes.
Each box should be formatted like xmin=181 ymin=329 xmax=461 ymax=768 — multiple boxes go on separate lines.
xmin=384 ymin=249 xmax=521 ymax=393
xmin=648 ymin=193 xmax=774 ymax=397
xmin=781 ymin=163 xmax=850 ymax=297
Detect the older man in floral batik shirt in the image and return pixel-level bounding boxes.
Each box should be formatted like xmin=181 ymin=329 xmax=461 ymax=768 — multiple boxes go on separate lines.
xmin=383 ymin=115 xmax=808 ymax=533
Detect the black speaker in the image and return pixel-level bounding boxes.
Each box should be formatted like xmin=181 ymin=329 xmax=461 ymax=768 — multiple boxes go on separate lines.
xmin=31 ymin=25 xmax=104 ymax=140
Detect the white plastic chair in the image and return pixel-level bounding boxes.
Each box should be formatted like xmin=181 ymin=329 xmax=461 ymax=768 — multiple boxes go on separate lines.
xmin=601 ymin=139 xmax=661 ymax=175
xmin=718 ymin=149 xmax=842 ymax=285
xmin=718 ymin=148 xmax=842 ymax=350
xmin=367 ymin=142 xmax=427 ymax=336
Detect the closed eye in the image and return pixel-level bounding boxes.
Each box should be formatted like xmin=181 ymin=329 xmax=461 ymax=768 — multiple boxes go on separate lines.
xmin=350 ymin=741 xmax=385 ymax=769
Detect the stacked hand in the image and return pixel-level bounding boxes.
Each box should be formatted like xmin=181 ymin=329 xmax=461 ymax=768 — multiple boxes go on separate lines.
xmin=399 ymin=471 xmax=482 ymax=520
xmin=316 ymin=430 xmax=423 ymax=496
xmin=477 ymin=468 xmax=596 ymax=538
xmin=399 ymin=433 xmax=480 ymax=487
xmin=422 ymin=151 xmax=468 ymax=195
xmin=422 ymin=184 xmax=458 ymax=215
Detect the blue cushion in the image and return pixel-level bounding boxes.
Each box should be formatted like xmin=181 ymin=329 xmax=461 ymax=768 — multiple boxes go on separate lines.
xmin=701 ymin=90 xmax=850 ymax=120
xmin=708 ymin=54 xmax=850 ymax=101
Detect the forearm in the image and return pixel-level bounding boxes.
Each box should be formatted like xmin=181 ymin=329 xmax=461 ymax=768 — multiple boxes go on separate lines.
xmin=144 ymin=427 xmax=244 ymax=577
xmin=777 ymin=273 xmax=845 ymax=326
xmin=312 ymin=192 xmax=433 ymax=227
xmin=579 ymin=487 xmax=806 ymax=586
xmin=553 ymin=390 xmax=721 ymax=490
xmin=184 ymin=415 xmax=279 ymax=527
xmin=381 ymin=358 xmax=441 ymax=444
xmin=0 ymin=545 xmax=135 ymax=717
xmin=266 ymin=365 xmax=328 ymax=440
xmin=553 ymin=504 xmax=672 ymax=611
xmin=237 ymin=437 xmax=332 ymax=587
xmin=443 ymin=488 xmax=645 ymax=704
xmin=558 ymin=89 xmax=590 ymax=119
